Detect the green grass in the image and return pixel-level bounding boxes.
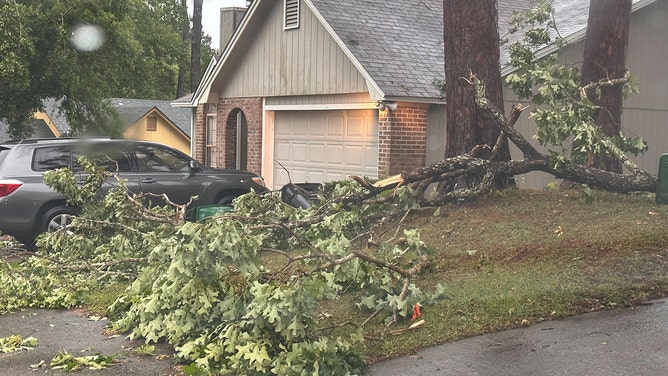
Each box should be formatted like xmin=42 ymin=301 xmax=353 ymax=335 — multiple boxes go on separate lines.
xmin=339 ymin=188 xmax=668 ymax=362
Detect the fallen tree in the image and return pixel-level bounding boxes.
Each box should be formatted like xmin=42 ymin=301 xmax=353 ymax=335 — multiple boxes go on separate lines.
xmin=353 ymin=73 xmax=657 ymax=203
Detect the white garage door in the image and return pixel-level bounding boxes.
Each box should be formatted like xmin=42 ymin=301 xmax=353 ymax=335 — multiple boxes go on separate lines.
xmin=273 ymin=110 xmax=378 ymax=188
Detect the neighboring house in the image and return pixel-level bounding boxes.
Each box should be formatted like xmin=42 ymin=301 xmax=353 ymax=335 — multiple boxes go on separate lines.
xmin=0 ymin=98 xmax=69 ymax=141
xmin=503 ymin=0 xmax=668 ymax=188
xmin=109 ymin=98 xmax=192 ymax=154
xmin=180 ymin=0 xmax=667 ymax=189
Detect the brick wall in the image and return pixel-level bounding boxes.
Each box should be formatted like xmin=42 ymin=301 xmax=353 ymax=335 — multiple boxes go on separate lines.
xmin=194 ymin=104 xmax=206 ymax=163
xmin=212 ymin=97 xmax=263 ymax=175
xmin=378 ymin=102 xmax=428 ymax=177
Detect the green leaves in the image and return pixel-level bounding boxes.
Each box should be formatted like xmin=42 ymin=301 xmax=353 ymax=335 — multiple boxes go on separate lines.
xmin=506 ymin=0 xmax=646 ymax=170
xmin=0 ymin=335 xmax=38 ymax=353
xmin=50 ymin=350 xmax=114 ymax=371
xmin=3 ymin=162 xmax=443 ymax=375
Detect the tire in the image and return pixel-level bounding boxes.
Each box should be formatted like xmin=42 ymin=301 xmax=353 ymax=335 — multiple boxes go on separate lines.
xmin=216 ymin=195 xmax=238 ymax=206
xmin=39 ymin=206 xmax=78 ymax=235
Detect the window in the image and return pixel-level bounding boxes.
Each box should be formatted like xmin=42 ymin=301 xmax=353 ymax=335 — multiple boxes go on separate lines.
xmin=135 ymin=144 xmax=191 ymax=172
xmin=146 ymin=116 xmax=157 ymax=131
xmin=284 ymin=0 xmax=299 ymax=30
xmin=0 ymin=147 xmax=10 ymax=167
xmin=75 ymin=143 xmax=133 ymax=172
xmin=32 ymin=146 xmax=72 ymax=171
xmin=206 ymin=103 xmax=217 ymax=168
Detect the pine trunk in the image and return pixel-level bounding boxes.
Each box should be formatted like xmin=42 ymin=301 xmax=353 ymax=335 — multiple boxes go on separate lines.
xmin=582 ymin=0 xmax=631 ymax=173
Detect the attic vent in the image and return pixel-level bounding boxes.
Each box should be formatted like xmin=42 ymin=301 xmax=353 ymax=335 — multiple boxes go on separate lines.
xmin=284 ymin=0 xmax=300 ymax=30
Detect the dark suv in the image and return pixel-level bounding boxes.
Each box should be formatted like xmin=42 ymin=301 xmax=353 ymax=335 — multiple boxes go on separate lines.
xmin=0 ymin=138 xmax=267 ymax=246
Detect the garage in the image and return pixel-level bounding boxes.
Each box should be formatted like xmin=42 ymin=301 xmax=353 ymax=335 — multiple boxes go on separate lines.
xmin=273 ymin=109 xmax=378 ymax=188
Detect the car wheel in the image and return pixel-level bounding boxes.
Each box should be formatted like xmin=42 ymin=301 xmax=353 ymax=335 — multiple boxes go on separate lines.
xmin=216 ymin=195 xmax=238 ymax=206
xmin=39 ymin=206 xmax=78 ymax=235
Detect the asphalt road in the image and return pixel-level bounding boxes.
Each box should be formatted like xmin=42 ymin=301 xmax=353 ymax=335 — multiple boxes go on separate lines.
xmin=0 ymin=309 xmax=179 ymax=375
xmin=365 ymin=299 xmax=668 ymax=376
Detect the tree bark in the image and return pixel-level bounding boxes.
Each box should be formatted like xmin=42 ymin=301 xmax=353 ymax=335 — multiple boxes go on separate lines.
xmin=190 ymin=0 xmax=203 ymax=92
xmin=581 ymin=0 xmax=631 ymax=173
xmin=176 ymin=0 xmax=189 ymax=98
xmin=443 ymin=0 xmax=509 ymax=162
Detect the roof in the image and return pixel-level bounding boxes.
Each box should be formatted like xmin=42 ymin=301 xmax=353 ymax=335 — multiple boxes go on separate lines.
xmin=108 ymin=98 xmax=191 ymax=137
xmin=501 ymin=0 xmax=656 ymax=75
xmin=176 ymin=0 xmax=663 ymax=105
xmin=0 ymin=98 xmax=68 ymax=141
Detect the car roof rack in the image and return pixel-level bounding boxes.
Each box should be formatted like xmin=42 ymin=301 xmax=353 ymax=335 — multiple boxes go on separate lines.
xmin=2 ymin=137 xmax=115 ymax=145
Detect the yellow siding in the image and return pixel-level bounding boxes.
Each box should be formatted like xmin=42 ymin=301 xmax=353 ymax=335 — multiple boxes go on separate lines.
xmin=123 ymin=113 xmax=190 ymax=154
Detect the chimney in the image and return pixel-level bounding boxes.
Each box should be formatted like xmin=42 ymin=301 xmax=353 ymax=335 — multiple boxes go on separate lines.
xmin=219 ymin=7 xmax=247 ymax=52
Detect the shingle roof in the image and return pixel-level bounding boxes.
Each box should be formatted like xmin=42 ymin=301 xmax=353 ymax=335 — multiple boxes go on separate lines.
xmin=308 ymin=0 xmax=651 ymax=100
xmin=309 ymin=0 xmax=532 ymax=100
xmin=109 ymin=98 xmax=191 ymax=137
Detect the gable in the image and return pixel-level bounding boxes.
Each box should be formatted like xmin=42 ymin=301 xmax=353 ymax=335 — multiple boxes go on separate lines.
xmin=122 ymin=108 xmax=190 ymax=154
xmin=210 ymin=0 xmax=369 ymax=98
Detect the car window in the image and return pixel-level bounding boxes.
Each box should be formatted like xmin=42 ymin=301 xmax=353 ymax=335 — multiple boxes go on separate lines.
xmin=0 ymin=147 xmax=10 ymax=167
xmin=32 ymin=146 xmax=72 ymax=171
xmin=72 ymin=143 xmax=133 ymax=172
xmin=135 ymin=144 xmax=191 ymax=172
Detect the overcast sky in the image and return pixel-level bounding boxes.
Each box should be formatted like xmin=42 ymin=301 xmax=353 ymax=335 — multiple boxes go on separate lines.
xmin=190 ymin=0 xmax=248 ymax=49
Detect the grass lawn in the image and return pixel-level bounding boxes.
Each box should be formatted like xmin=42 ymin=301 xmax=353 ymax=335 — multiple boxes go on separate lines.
xmin=342 ymin=188 xmax=668 ymax=362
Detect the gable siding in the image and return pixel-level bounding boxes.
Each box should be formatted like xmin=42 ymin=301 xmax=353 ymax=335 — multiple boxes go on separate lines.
xmin=266 ymin=93 xmax=372 ymax=106
xmin=123 ymin=116 xmax=190 ymax=155
xmin=213 ymin=0 xmax=368 ymax=98
xmin=504 ymin=0 xmax=668 ymax=189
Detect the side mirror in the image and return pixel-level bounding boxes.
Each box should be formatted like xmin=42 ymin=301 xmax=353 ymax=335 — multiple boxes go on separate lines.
xmin=189 ymin=160 xmax=202 ymax=173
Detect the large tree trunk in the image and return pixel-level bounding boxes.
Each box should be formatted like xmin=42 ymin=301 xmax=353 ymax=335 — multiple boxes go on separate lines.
xmin=581 ymin=0 xmax=631 ymax=173
xmin=443 ymin=0 xmax=508 ymax=161
xmin=190 ymin=0 xmax=203 ymax=92
xmin=176 ymin=0 xmax=189 ymax=98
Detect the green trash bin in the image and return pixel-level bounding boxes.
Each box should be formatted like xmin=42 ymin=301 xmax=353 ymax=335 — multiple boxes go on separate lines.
xmin=657 ymin=153 xmax=668 ymax=204
xmin=194 ymin=205 xmax=234 ymax=221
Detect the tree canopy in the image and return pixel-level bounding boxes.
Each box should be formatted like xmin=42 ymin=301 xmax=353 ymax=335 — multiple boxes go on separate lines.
xmin=0 ymin=0 xmax=213 ymax=139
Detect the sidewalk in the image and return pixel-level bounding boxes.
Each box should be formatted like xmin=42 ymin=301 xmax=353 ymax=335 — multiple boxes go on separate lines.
xmin=364 ymin=299 xmax=667 ymax=376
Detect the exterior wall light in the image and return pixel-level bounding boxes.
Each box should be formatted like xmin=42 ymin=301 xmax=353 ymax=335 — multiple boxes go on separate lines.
xmin=376 ymin=101 xmax=397 ymax=112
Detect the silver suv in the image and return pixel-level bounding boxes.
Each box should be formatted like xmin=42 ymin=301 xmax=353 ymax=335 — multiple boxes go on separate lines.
xmin=0 ymin=138 xmax=266 ymax=247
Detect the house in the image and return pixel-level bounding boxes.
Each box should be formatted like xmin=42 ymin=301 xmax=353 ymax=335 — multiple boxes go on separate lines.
xmin=503 ymin=0 xmax=668 ymax=188
xmin=2 ymin=99 xmax=192 ymax=156
xmin=0 ymin=98 xmax=69 ymax=141
xmin=109 ymin=98 xmax=192 ymax=154
xmin=183 ymin=0 xmax=668 ymax=189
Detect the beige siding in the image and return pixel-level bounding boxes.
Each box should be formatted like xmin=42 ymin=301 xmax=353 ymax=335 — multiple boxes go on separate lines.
xmin=212 ymin=1 xmax=368 ymax=98
xmin=504 ymin=0 xmax=668 ymax=189
xmin=266 ymin=93 xmax=372 ymax=106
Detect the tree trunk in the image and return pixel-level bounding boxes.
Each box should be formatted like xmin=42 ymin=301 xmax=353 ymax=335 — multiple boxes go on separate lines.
xmin=190 ymin=0 xmax=203 ymax=92
xmin=176 ymin=0 xmax=189 ymax=98
xmin=443 ymin=0 xmax=508 ymax=160
xmin=581 ymin=0 xmax=631 ymax=173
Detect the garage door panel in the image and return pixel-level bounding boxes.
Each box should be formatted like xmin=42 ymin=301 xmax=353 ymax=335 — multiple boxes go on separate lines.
xmin=325 ymin=144 xmax=344 ymax=164
xmin=292 ymin=143 xmax=308 ymax=162
xmin=327 ymin=117 xmax=344 ymax=137
xmin=308 ymin=144 xmax=326 ymax=163
xmin=274 ymin=110 xmax=378 ymax=189
xmin=275 ymin=141 xmax=291 ymax=160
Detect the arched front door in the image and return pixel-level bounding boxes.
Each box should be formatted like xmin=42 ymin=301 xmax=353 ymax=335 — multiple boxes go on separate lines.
xmin=226 ymin=109 xmax=248 ymax=170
